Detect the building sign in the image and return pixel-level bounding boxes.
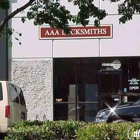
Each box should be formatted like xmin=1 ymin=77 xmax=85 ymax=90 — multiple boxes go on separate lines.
xmin=39 ymin=25 xmax=113 ymax=39
xmin=102 ymin=60 xmax=121 ymax=70
xmin=128 ymin=78 xmax=140 ymax=91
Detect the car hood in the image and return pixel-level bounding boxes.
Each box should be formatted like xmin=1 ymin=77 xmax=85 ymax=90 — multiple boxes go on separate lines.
xmin=95 ymin=103 xmax=132 ymax=123
xmin=99 ymin=103 xmax=131 ymax=112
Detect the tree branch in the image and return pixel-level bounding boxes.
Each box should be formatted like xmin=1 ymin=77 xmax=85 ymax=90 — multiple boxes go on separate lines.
xmin=0 ymin=0 xmax=35 ymax=33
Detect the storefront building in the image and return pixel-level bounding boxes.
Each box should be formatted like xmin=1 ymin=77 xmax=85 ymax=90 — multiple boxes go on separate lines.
xmin=8 ymin=0 xmax=140 ymax=121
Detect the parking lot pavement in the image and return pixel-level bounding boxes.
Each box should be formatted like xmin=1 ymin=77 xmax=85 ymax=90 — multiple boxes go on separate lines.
xmin=0 ymin=134 xmax=6 ymax=140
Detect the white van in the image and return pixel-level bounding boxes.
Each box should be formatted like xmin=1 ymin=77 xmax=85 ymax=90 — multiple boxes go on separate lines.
xmin=0 ymin=81 xmax=27 ymax=133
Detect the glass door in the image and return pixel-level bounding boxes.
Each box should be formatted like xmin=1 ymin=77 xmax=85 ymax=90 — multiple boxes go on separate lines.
xmin=76 ymin=63 xmax=99 ymax=122
xmin=98 ymin=69 xmax=122 ymax=110
xmin=54 ymin=59 xmax=76 ymax=120
xmin=54 ymin=58 xmax=99 ymax=122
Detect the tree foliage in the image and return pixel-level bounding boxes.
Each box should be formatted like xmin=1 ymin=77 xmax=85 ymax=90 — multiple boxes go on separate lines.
xmin=0 ymin=0 xmax=140 ymax=39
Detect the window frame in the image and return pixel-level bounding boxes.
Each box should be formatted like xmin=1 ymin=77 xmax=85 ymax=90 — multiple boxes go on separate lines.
xmin=0 ymin=82 xmax=3 ymax=101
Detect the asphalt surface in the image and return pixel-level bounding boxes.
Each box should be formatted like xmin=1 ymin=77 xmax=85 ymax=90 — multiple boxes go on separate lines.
xmin=0 ymin=133 xmax=7 ymax=139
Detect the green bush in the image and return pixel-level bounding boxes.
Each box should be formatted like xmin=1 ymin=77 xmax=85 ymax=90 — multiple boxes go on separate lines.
xmin=5 ymin=120 xmax=140 ymax=140
xmin=76 ymin=122 xmax=140 ymax=140
xmin=6 ymin=120 xmax=85 ymax=140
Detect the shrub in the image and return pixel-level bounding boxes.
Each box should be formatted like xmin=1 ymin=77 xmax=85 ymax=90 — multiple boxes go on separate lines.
xmin=5 ymin=120 xmax=140 ymax=140
xmin=6 ymin=120 xmax=85 ymax=140
xmin=76 ymin=122 xmax=140 ymax=140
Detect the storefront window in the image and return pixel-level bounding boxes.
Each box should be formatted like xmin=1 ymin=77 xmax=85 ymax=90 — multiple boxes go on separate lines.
xmin=53 ymin=58 xmax=99 ymax=121
xmin=53 ymin=57 xmax=140 ymax=122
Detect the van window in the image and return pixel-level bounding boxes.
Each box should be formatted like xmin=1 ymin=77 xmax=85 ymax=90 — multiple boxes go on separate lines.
xmin=0 ymin=83 xmax=3 ymax=101
xmin=8 ymin=84 xmax=19 ymax=103
xmin=16 ymin=86 xmax=25 ymax=105
xmin=19 ymin=90 xmax=25 ymax=105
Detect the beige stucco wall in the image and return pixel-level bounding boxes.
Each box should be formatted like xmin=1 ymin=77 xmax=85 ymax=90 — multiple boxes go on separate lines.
xmin=11 ymin=58 xmax=53 ymax=120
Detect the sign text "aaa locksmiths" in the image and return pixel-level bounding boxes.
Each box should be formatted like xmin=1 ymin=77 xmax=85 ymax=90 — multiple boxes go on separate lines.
xmin=39 ymin=25 xmax=113 ymax=40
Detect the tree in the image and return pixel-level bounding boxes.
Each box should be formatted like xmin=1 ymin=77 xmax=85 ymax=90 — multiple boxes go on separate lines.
xmin=0 ymin=0 xmax=140 ymax=39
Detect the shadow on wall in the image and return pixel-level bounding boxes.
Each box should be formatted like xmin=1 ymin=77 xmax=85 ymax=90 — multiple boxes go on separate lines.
xmin=35 ymin=114 xmax=48 ymax=121
xmin=11 ymin=0 xmax=17 ymax=3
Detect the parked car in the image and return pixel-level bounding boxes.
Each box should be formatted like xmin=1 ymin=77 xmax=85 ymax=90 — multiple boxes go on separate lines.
xmin=0 ymin=81 xmax=27 ymax=133
xmin=95 ymin=98 xmax=140 ymax=123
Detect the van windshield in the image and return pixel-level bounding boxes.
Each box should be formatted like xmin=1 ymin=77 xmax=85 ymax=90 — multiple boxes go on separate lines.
xmin=0 ymin=83 xmax=3 ymax=101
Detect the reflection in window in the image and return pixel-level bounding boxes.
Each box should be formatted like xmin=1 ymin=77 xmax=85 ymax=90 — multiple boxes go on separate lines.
xmin=8 ymin=84 xmax=19 ymax=103
xmin=100 ymin=74 xmax=120 ymax=94
xmin=16 ymin=86 xmax=25 ymax=105
xmin=78 ymin=103 xmax=98 ymax=122
xmin=133 ymin=98 xmax=140 ymax=105
xmin=19 ymin=91 xmax=25 ymax=105
xmin=114 ymin=107 xmax=136 ymax=116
